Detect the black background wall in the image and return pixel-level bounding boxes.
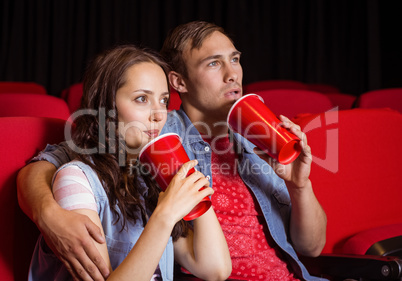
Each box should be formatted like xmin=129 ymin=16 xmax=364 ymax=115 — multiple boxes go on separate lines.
xmin=1 ymin=0 xmax=401 ymax=97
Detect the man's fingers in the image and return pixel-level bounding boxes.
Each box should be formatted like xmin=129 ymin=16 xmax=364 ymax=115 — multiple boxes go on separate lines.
xmin=81 ymin=218 xmax=110 ymax=279
xmin=69 ymin=257 xmax=93 ymax=281
xmin=83 ymin=238 xmax=110 ymax=279
xmin=300 ymin=140 xmax=313 ymax=162
xmin=278 ymin=115 xmax=308 ymax=147
xmin=278 ymin=114 xmax=292 ymax=125
xmin=60 ymin=255 xmax=95 ymax=281
xmin=85 ymin=219 xmax=105 ymax=244
xmin=44 ymin=237 xmax=86 ymax=280
xmin=53 ymin=222 xmax=109 ymax=280
xmin=59 ymin=256 xmax=82 ymax=281
xmin=82 ymin=219 xmax=110 ymax=279
xmin=73 ymin=248 xmax=106 ymax=281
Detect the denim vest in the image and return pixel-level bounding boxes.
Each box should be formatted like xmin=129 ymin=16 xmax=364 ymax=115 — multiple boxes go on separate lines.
xmin=28 ymin=161 xmax=174 ymax=281
xmin=161 ymin=109 xmax=327 ymax=281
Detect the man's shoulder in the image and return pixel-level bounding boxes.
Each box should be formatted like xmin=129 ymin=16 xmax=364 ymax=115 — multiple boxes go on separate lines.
xmin=167 ymin=109 xmax=182 ymax=122
xmin=163 ymin=110 xmax=185 ymax=134
xmin=233 ymin=132 xmax=255 ymax=154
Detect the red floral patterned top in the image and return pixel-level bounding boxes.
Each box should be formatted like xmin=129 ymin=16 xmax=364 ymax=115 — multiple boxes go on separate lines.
xmin=204 ymin=135 xmax=300 ymax=281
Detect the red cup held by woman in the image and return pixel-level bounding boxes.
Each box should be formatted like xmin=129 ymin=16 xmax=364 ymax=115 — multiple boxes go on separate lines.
xmin=139 ymin=133 xmax=212 ymax=220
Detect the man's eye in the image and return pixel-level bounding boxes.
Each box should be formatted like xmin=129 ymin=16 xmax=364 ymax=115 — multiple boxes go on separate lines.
xmin=135 ymin=96 xmax=147 ymax=102
xmin=208 ymin=61 xmax=218 ymax=67
xmin=232 ymin=57 xmax=240 ymax=63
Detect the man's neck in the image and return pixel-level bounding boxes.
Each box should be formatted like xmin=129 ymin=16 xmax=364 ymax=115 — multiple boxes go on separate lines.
xmin=182 ymin=104 xmax=229 ymax=138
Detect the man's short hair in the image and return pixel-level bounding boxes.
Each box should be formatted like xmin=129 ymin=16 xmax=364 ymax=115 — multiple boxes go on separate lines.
xmin=160 ymin=21 xmax=232 ymax=78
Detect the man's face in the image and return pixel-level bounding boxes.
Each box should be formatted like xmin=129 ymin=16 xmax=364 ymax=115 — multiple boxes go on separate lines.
xmin=181 ymin=31 xmax=243 ymax=124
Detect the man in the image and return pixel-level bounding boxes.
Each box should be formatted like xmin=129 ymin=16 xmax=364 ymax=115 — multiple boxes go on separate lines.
xmin=18 ymin=21 xmax=327 ymax=280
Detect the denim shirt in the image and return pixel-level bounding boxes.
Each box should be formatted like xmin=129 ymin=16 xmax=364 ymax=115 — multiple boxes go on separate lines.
xmin=161 ymin=109 xmax=327 ymax=281
xmin=28 ymin=161 xmax=174 ymax=281
xmin=30 ymin=108 xmax=326 ymax=281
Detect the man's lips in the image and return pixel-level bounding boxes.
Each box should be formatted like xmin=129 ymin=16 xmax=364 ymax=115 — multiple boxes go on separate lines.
xmin=224 ymin=88 xmax=242 ymax=99
xmin=144 ymin=130 xmax=159 ymax=138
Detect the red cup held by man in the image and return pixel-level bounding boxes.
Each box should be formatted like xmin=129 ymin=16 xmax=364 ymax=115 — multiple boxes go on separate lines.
xmin=227 ymin=94 xmax=301 ymax=165
xmin=139 ymin=133 xmax=212 ymax=221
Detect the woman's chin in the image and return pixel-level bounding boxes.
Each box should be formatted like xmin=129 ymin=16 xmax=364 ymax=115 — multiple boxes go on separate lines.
xmin=125 ymin=143 xmax=143 ymax=156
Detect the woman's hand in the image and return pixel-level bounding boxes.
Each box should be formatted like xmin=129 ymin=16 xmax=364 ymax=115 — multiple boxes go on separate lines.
xmin=155 ymin=160 xmax=213 ymax=225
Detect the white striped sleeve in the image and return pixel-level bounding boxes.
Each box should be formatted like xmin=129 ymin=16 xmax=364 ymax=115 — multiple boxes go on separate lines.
xmin=52 ymin=165 xmax=97 ymax=212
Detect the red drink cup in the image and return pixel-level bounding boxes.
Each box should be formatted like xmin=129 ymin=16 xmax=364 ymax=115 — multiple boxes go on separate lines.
xmin=139 ymin=133 xmax=212 ymax=221
xmin=227 ymin=94 xmax=301 ymax=165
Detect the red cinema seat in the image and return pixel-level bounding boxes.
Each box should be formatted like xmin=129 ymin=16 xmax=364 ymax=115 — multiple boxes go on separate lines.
xmin=325 ymin=93 xmax=357 ymax=110
xmin=61 ymin=83 xmax=84 ymax=113
xmin=168 ymin=88 xmax=182 ymax=111
xmin=0 ymin=93 xmax=71 ymax=120
xmin=0 ymin=117 xmax=67 ymax=281
xmin=294 ymin=109 xmax=402 ymax=280
xmin=252 ymin=89 xmax=334 ymax=119
xmin=61 ymin=83 xmax=184 ymax=113
xmin=356 ymin=88 xmax=402 ymax=113
xmin=0 ymin=82 xmax=47 ymax=95
xmin=243 ymin=79 xmax=308 ymax=94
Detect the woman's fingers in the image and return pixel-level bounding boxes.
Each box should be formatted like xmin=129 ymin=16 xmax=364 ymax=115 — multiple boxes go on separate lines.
xmin=175 ymin=159 xmax=198 ymax=179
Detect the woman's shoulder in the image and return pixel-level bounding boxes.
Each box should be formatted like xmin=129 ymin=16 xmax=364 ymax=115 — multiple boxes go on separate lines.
xmin=54 ymin=160 xmax=106 ymax=197
xmin=55 ymin=160 xmax=93 ymax=182
xmin=57 ymin=159 xmax=90 ymax=170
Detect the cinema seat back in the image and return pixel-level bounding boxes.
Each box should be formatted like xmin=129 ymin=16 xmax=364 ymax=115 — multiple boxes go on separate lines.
xmin=0 ymin=117 xmax=67 ymax=281
xmin=294 ymin=109 xmax=402 ymax=254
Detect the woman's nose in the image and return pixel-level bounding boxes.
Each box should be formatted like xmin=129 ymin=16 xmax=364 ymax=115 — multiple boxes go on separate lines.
xmin=150 ymin=109 xmax=164 ymax=122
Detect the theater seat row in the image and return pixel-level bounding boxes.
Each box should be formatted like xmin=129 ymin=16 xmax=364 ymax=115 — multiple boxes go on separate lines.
xmin=1 ymin=81 xmax=401 ymax=119
xmin=0 ymin=93 xmax=71 ymax=120
xmin=1 ymin=109 xmax=402 ymax=280
xmin=243 ymin=80 xmax=402 ymax=115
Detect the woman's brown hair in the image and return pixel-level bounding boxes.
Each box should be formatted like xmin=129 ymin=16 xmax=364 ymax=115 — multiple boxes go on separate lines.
xmin=72 ymin=45 xmax=188 ymax=240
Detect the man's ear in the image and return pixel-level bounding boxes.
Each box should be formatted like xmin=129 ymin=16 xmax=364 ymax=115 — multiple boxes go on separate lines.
xmin=168 ymin=71 xmax=187 ymax=94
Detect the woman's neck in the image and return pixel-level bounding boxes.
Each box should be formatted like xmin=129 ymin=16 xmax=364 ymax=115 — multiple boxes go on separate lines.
xmin=127 ymin=153 xmax=139 ymax=166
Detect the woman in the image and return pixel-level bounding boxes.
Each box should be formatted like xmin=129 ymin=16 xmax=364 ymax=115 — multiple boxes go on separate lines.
xmin=28 ymin=45 xmax=231 ymax=281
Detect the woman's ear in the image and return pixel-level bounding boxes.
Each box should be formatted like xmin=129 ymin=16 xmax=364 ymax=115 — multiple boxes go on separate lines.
xmin=168 ymin=71 xmax=187 ymax=94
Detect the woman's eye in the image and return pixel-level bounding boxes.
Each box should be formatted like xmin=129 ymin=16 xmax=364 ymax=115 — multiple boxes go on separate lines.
xmin=135 ymin=96 xmax=147 ymax=103
xmin=161 ymin=97 xmax=169 ymax=106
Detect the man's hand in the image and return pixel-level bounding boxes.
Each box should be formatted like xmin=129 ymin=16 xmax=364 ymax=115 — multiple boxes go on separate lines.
xmin=38 ymin=204 xmax=110 ymax=280
xmin=254 ymin=115 xmax=312 ymax=189
xmin=254 ymin=115 xmax=327 ymax=256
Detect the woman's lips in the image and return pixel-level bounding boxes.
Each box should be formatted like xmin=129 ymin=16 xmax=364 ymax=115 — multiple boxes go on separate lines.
xmin=144 ymin=130 xmax=159 ymax=138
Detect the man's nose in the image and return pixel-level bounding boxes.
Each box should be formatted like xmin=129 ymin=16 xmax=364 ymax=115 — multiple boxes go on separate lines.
xmin=225 ymin=64 xmax=238 ymax=83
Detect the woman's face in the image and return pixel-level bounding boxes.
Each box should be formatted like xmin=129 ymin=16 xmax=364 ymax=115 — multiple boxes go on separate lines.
xmin=116 ymin=62 xmax=169 ymax=153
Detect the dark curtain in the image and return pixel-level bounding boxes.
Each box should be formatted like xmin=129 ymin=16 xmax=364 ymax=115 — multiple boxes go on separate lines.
xmin=0 ymin=0 xmax=399 ymax=96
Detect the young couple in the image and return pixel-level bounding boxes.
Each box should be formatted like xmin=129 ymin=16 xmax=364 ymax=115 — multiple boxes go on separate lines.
xmin=18 ymin=21 xmax=327 ymax=281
